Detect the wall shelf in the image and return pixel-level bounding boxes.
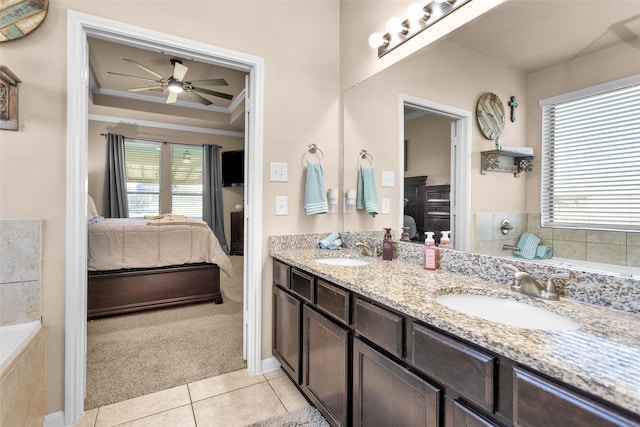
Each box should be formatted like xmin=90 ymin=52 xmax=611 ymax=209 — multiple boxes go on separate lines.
xmin=481 ymin=149 xmax=535 ymax=177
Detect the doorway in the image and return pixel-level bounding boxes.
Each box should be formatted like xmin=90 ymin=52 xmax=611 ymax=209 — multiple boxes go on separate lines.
xmin=66 ymin=11 xmax=264 ymax=425
xmin=399 ymin=94 xmax=471 ymax=251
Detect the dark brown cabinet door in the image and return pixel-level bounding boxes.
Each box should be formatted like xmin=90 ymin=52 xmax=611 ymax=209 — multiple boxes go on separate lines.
xmin=272 ymin=286 xmax=302 ymax=383
xmin=353 ymin=338 xmax=441 ymax=427
xmin=448 ymin=398 xmax=499 ymax=427
xmin=513 ymin=367 xmax=640 ymax=427
xmin=230 ymin=211 xmax=244 ymax=255
xmin=302 ymin=305 xmax=350 ymax=427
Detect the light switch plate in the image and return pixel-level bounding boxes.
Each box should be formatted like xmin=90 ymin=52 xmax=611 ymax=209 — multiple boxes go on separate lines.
xmin=381 ymin=198 xmax=390 ymax=214
xmin=381 ymin=171 xmax=395 ymax=187
xmin=270 ymin=162 xmax=288 ymax=182
xmin=275 ymin=196 xmax=288 ymax=215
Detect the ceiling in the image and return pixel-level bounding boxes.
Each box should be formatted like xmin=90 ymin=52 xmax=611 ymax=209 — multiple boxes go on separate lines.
xmin=87 ymin=1 xmax=640 ymax=134
xmin=445 ymin=0 xmax=640 ymax=74
xmin=88 ymin=37 xmax=248 ymax=133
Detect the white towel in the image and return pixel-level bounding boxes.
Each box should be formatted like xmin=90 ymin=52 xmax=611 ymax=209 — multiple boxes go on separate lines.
xmin=318 ymin=232 xmax=340 ymax=249
xmin=501 ymin=145 xmax=534 ymax=156
xmin=304 ymin=163 xmax=328 ymax=215
xmin=357 ymin=167 xmax=378 ymax=217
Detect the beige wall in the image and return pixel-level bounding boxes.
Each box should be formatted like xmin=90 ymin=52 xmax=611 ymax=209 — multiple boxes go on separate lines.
xmin=343 ymin=38 xmax=529 ymax=234
xmin=404 ymin=114 xmax=452 ymax=185
xmin=1 ymin=0 xmax=341 ymax=414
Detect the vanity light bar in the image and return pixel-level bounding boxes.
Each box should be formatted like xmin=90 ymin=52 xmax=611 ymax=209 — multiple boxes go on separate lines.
xmin=369 ymin=0 xmax=472 ymax=58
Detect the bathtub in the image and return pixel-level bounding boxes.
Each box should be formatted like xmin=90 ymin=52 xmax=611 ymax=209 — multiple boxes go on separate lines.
xmin=0 ymin=320 xmax=41 ymax=377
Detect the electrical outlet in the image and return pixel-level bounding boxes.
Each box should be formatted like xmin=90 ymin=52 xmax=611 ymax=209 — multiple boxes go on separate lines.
xmin=381 ymin=198 xmax=390 ymax=214
xmin=381 ymin=171 xmax=395 ymax=187
xmin=275 ymin=196 xmax=288 ymax=215
xmin=270 ymin=162 xmax=288 ymax=182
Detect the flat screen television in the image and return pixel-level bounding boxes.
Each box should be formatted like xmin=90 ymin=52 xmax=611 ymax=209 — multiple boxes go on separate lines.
xmin=222 ymin=150 xmax=244 ymax=187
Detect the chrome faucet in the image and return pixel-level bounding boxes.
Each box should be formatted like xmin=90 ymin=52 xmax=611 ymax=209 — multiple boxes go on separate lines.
xmin=355 ymin=241 xmax=379 ymax=257
xmin=501 ymin=264 xmax=569 ymax=301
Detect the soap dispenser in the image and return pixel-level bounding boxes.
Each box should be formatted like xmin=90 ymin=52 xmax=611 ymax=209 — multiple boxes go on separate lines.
xmin=383 ymin=228 xmax=393 ymax=261
xmin=440 ymin=231 xmax=451 ymax=249
xmin=424 ymin=232 xmax=438 ymax=270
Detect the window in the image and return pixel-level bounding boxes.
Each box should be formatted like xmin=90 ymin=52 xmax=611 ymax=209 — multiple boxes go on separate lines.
xmin=124 ymin=140 xmax=161 ymax=218
xmin=171 ymin=144 xmax=203 ymax=219
xmin=124 ymin=140 xmax=203 ymax=219
xmin=540 ymin=75 xmax=640 ymax=231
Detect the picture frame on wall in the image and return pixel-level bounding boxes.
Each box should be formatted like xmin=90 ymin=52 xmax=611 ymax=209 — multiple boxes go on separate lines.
xmin=0 ymin=66 xmax=20 ymax=131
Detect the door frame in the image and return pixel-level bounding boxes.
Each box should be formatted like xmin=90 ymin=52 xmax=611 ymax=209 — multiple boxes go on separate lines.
xmin=66 ymin=11 xmax=264 ymax=425
xmin=399 ymin=94 xmax=471 ymax=251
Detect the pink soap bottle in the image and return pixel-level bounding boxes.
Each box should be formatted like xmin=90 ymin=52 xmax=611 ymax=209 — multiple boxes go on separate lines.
xmin=424 ymin=232 xmax=438 ymax=270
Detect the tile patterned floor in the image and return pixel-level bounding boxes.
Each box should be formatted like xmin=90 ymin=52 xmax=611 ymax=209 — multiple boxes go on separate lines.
xmin=74 ymin=368 xmax=309 ymax=427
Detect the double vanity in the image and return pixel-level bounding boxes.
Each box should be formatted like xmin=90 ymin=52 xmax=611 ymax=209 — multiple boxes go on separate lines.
xmin=270 ymin=235 xmax=640 ymax=426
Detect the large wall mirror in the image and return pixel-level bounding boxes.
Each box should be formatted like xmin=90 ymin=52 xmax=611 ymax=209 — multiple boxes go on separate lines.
xmin=342 ymin=0 xmax=640 ymax=275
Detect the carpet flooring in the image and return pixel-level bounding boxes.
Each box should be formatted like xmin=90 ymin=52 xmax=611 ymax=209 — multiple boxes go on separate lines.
xmin=85 ymin=255 xmax=245 ymax=409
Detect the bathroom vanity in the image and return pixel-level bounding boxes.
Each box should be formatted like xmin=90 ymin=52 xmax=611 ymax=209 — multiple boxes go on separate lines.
xmin=270 ymin=247 xmax=640 ymax=427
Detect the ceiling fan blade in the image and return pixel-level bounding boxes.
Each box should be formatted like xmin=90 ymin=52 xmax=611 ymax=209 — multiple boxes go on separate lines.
xmin=127 ymin=85 xmax=164 ymax=92
xmin=123 ymin=58 xmax=165 ymax=80
xmin=188 ymin=78 xmax=228 ymax=86
xmin=191 ymin=86 xmax=234 ymax=100
xmin=166 ymin=91 xmax=179 ymax=104
xmin=186 ymin=90 xmax=213 ymax=106
xmin=173 ymin=61 xmax=189 ymax=81
xmin=107 ymin=71 xmax=159 ymax=83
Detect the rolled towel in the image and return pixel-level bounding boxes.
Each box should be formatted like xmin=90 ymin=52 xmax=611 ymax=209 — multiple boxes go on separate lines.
xmin=357 ymin=167 xmax=378 ymax=217
xmin=328 ymin=238 xmax=342 ymax=250
xmin=304 ymin=163 xmax=328 ymax=215
xmin=318 ymin=232 xmax=340 ymax=249
xmin=535 ymin=245 xmax=553 ymax=259
xmin=515 ymin=232 xmax=540 ymax=259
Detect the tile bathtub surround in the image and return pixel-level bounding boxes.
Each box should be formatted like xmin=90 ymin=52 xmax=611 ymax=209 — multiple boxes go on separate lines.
xmin=269 ymin=246 xmax=640 ymax=414
xmin=0 ymin=220 xmax=41 ymax=326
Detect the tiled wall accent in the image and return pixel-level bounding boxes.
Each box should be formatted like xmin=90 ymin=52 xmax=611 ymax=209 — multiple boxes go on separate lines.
xmin=474 ymin=213 xmax=640 ymax=268
xmin=0 ymin=220 xmax=41 ymax=326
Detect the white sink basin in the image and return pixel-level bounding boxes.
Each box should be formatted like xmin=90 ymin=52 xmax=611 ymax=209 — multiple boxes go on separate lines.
xmin=314 ymin=257 xmax=370 ymax=266
xmin=435 ymin=294 xmax=580 ymax=331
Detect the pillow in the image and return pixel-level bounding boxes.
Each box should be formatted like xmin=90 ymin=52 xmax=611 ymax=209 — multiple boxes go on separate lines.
xmin=87 ymin=195 xmax=99 ymax=219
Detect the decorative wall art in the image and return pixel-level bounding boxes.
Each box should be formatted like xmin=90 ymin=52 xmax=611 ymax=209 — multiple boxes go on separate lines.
xmin=476 ymin=92 xmax=505 ymax=140
xmin=0 ymin=66 xmax=21 ymax=131
xmin=0 ymin=0 xmax=48 ymax=42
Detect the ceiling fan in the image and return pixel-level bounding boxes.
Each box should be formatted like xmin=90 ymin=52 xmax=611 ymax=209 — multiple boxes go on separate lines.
xmin=107 ymin=58 xmax=233 ymax=105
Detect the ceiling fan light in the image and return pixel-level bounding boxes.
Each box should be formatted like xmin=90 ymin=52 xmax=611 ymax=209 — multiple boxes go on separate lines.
xmin=168 ymin=80 xmax=184 ymax=93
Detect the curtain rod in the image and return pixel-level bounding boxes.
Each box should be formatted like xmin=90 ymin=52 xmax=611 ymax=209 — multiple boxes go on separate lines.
xmin=99 ymin=133 xmax=222 ymax=148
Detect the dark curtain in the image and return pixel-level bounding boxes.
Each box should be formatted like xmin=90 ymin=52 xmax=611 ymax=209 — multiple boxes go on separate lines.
xmin=203 ymin=144 xmax=230 ymax=254
xmin=101 ymin=133 xmax=129 ymax=218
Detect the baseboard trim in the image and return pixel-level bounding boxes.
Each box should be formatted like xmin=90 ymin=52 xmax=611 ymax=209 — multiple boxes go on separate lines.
xmin=44 ymin=411 xmax=65 ymax=427
xmin=261 ymin=356 xmax=280 ymax=373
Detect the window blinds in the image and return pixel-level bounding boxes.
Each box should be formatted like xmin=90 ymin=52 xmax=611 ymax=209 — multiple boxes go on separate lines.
xmin=124 ymin=140 xmax=161 ymax=217
xmin=541 ymin=80 xmax=640 ymax=231
xmin=171 ymin=144 xmax=203 ymax=219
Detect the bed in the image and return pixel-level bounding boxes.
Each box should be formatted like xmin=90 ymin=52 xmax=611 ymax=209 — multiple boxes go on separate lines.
xmin=86 ymin=215 xmax=233 ymax=319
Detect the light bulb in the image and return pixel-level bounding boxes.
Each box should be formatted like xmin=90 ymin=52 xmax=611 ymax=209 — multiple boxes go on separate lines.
xmin=368 ymin=32 xmax=387 ymax=48
xmin=167 ymin=80 xmax=184 ymax=93
xmin=407 ymin=3 xmax=428 ymax=21
xmin=386 ymin=17 xmax=406 ymax=34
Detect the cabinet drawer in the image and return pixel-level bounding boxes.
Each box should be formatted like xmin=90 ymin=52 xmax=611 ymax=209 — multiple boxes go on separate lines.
xmin=291 ymin=268 xmax=315 ymax=303
xmin=273 ymin=259 xmax=290 ymax=288
xmin=513 ymin=367 xmax=640 ymax=427
xmin=451 ymin=399 xmax=499 ymax=427
xmin=354 ymin=298 xmax=404 ymax=358
xmin=316 ymin=279 xmax=350 ymax=325
xmin=411 ymin=323 xmax=495 ymax=413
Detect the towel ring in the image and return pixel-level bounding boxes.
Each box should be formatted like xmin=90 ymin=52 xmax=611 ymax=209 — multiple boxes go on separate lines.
xmin=358 ymin=149 xmax=374 ymax=168
xmin=303 ymin=143 xmax=324 ymax=165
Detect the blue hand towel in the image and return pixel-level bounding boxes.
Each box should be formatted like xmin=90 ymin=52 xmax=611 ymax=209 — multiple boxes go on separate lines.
xmin=304 ymin=163 xmax=328 ymax=215
xmin=514 ymin=232 xmax=541 ymax=259
xmin=318 ymin=232 xmax=340 ymax=249
xmin=535 ymin=245 xmax=553 ymax=259
xmin=328 ymin=238 xmax=342 ymax=250
xmin=357 ymin=167 xmax=378 ymax=217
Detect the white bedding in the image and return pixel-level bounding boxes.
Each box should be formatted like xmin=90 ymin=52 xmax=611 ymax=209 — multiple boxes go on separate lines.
xmin=88 ymin=218 xmax=232 ymax=277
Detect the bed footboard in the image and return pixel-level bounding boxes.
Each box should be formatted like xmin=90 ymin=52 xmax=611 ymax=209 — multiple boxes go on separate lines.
xmin=87 ymin=263 xmax=222 ymax=319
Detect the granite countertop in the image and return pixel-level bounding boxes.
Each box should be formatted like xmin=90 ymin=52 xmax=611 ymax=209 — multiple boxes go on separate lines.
xmin=270 ymin=247 xmax=640 ymax=416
